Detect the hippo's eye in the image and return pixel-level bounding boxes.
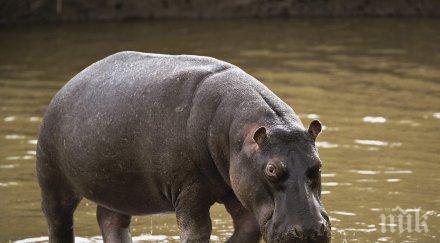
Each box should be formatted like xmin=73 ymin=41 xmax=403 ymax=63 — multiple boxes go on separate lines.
xmin=308 ymin=166 xmax=321 ymax=179
xmin=266 ymin=164 xmax=276 ymax=175
xmin=265 ymin=162 xmax=286 ymax=182
xmin=307 ymin=163 xmax=322 ymax=187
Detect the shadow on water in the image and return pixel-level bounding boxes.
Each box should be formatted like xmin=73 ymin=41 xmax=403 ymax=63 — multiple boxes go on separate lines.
xmin=0 ymin=18 xmax=439 ymax=242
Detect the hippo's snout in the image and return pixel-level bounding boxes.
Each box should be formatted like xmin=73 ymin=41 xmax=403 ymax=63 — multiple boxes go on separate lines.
xmin=287 ymin=222 xmax=330 ymax=242
xmin=268 ymin=222 xmax=331 ymax=243
xmin=265 ymin=212 xmax=331 ymax=243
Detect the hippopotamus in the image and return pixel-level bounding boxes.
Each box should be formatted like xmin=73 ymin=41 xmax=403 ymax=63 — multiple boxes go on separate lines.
xmin=36 ymin=51 xmax=331 ymax=243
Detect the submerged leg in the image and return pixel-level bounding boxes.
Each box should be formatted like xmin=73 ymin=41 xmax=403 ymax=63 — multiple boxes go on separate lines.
xmin=97 ymin=205 xmax=133 ymax=243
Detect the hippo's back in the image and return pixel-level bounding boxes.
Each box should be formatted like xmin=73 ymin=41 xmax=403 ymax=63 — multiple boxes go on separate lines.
xmin=41 ymin=51 xmax=235 ymax=155
xmin=56 ymin=51 xmax=235 ymax=108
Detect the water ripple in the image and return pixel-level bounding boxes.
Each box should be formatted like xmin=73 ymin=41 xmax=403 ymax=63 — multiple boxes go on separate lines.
xmin=384 ymin=170 xmax=412 ymax=174
xmin=0 ymin=182 xmax=19 ymax=187
xmin=306 ymin=114 xmax=320 ymax=119
xmin=331 ymin=211 xmax=356 ymax=216
xmin=316 ymin=141 xmax=339 ymax=149
xmin=386 ymin=178 xmax=401 ymax=182
xmin=321 ymin=173 xmax=336 ymax=177
xmin=362 ymin=116 xmax=386 ymax=123
xmin=5 ymin=134 xmax=26 ymax=140
xmin=4 ymin=116 xmax=16 ymax=122
xmin=355 ymin=139 xmax=388 ymax=146
xmin=349 ymin=170 xmax=380 ymax=175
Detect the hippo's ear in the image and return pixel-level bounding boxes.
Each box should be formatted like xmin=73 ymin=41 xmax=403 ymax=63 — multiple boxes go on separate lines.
xmin=253 ymin=126 xmax=268 ymax=146
xmin=308 ymin=120 xmax=322 ymax=140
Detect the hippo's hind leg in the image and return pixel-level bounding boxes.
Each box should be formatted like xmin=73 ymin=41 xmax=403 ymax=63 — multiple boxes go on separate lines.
xmin=97 ymin=205 xmax=132 ymax=243
xmin=224 ymin=194 xmax=261 ymax=243
xmin=36 ymin=146 xmax=82 ymax=243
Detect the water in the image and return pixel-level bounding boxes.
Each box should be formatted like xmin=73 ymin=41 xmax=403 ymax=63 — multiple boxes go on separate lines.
xmin=1 ymin=19 xmax=439 ymax=242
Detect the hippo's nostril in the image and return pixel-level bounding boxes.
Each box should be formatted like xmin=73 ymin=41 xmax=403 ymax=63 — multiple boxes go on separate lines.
xmin=321 ymin=211 xmax=331 ymax=224
xmin=318 ymin=222 xmax=326 ymax=236
xmin=292 ymin=225 xmax=303 ymax=238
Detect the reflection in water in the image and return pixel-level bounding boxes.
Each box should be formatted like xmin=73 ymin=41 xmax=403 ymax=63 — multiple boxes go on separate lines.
xmin=15 ymin=234 xmax=220 ymax=243
xmin=1 ymin=19 xmax=439 ymax=242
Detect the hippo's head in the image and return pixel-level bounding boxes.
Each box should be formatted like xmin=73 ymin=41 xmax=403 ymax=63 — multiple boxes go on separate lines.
xmin=230 ymin=120 xmax=331 ymax=242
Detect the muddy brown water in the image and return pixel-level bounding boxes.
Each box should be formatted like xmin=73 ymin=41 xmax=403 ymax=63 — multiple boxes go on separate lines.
xmin=0 ymin=19 xmax=439 ymax=242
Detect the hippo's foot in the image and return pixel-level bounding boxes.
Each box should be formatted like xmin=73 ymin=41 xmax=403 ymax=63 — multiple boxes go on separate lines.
xmin=224 ymin=194 xmax=261 ymax=243
xmin=97 ymin=205 xmax=133 ymax=243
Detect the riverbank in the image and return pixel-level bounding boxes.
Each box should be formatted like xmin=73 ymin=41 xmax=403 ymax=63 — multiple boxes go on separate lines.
xmin=1 ymin=0 xmax=440 ymax=25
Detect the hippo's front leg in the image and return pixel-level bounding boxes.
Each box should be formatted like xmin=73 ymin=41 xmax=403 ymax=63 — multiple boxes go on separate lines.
xmin=175 ymin=184 xmax=214 ymax=243
xmin=224 ymin=194 xmax=261 ymax=243
xmin=97 ymin=205 xmax=132 ymax=243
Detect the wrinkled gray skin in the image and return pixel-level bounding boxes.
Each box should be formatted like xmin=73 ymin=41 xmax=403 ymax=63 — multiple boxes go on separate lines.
xmin=37 ymin=52 xmax=331 ymax=243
